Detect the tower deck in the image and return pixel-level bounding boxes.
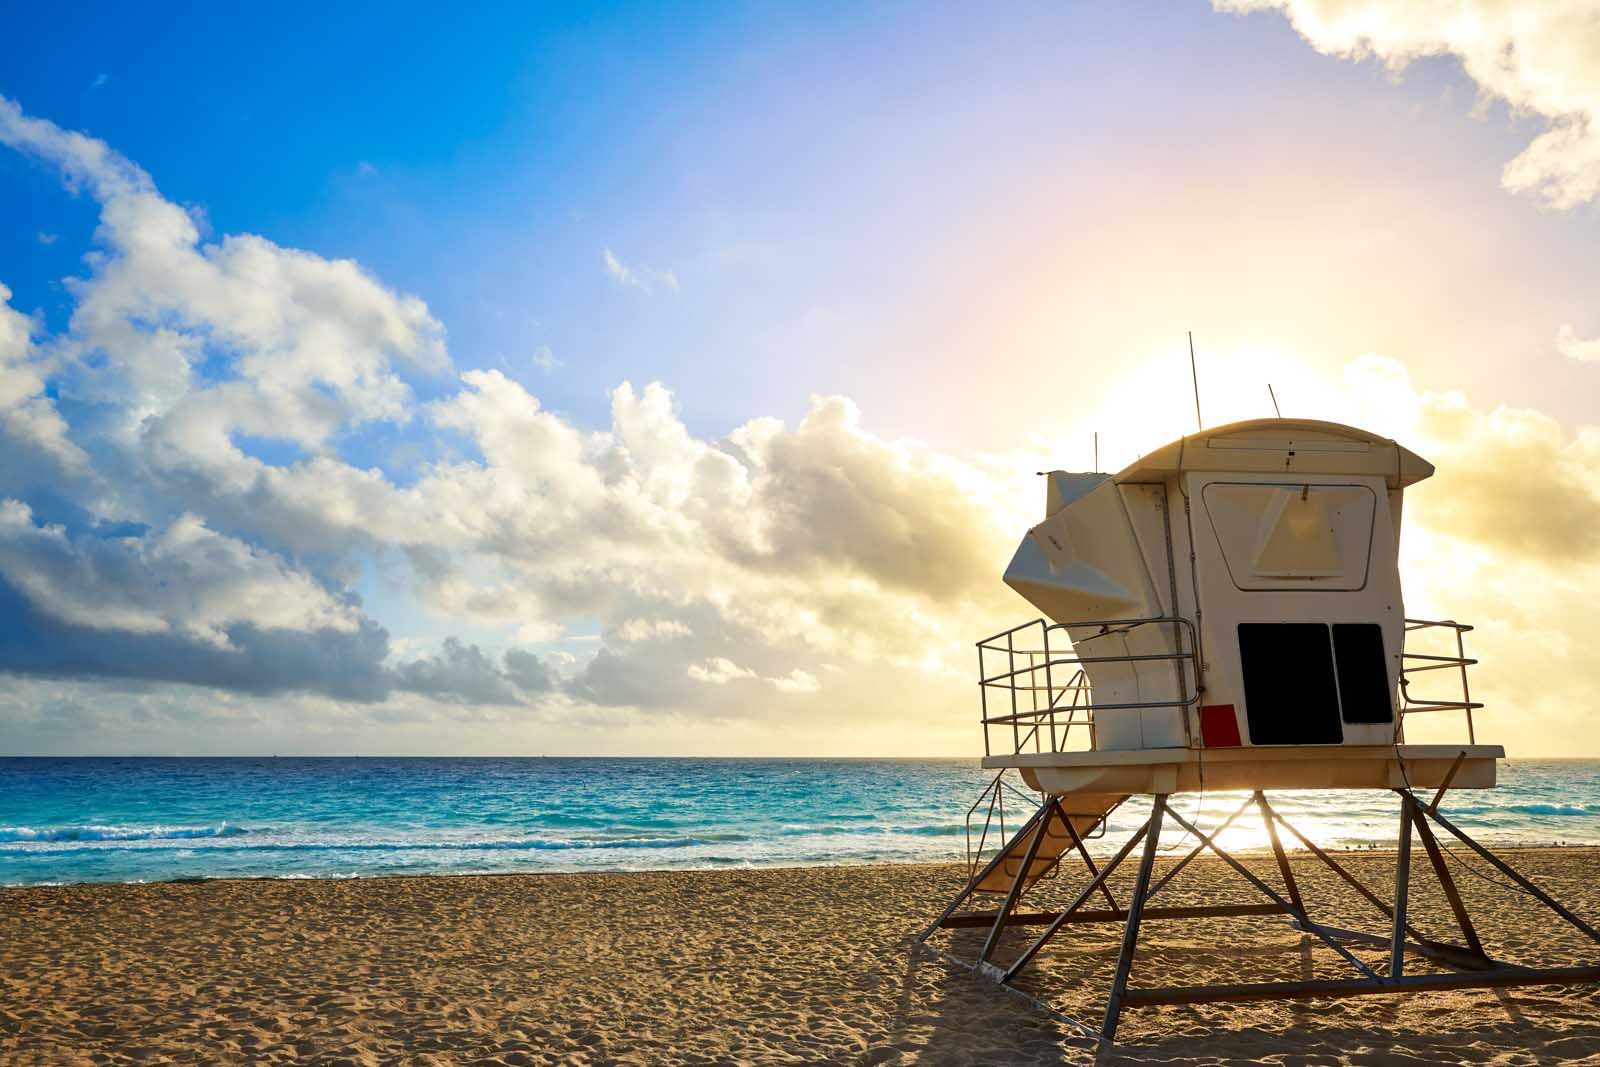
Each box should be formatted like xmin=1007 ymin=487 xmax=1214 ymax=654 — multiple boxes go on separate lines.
xmin=984 ymin=742 xmax=1504 ymax=796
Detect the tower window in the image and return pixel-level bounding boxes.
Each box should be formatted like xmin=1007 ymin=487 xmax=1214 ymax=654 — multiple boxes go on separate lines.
xmin=1332 ymin=623 xmax=1394 ymax=724
xmin=1237 ymin=623 xmax=1344 ymax=745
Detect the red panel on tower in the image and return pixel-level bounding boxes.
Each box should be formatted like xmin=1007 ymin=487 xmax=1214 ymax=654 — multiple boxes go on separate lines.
xmin=1200 ymin=704 xmax=1242 ymax=747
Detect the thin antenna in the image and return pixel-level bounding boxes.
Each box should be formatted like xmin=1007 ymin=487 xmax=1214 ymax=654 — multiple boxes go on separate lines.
xmin=1094 ymin=431 xmax=1099 ymax=472
xmin=1268 ymin=383 xmax=1282 ymax=418
xmin=1187 ymin=331 xmax=1203 ymax=432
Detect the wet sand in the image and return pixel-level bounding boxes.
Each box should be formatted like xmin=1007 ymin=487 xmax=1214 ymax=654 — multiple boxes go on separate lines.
xmin=4 ymin=847 xmax=1600 ymax=1065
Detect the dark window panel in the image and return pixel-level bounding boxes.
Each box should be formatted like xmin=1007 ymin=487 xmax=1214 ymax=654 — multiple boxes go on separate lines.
xmin=1333 ymin=623 xmax=1395 ymax=725
xmin=1238 ymin=623 xmax=1344 ymax=745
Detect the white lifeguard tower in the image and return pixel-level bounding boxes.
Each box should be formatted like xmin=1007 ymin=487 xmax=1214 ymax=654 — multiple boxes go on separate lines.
xmin=917 ymin=418 xmax=1600 ymax=1040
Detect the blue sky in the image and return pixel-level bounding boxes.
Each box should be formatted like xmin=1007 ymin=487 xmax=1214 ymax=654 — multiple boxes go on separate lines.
xmin=10 ymin=2 xmax=1594 ymax=446
xmin=1 ymin=2 xmax=1598 ymax=754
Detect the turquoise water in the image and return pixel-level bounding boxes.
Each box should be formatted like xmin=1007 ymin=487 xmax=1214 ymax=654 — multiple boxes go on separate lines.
xmin=2 ymin=758 xmax=1597 ymax=886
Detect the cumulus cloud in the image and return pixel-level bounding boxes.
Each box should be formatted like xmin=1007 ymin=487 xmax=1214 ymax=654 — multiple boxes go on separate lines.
xmin=603 ymin=247 xmax=680 ymax=295
xmin=420 ymin=371 xmax=1018 ymax=685
xmin=503 ymin=648 xmax=558 ymax=693
xmin=0 ymin=97 xmax=439 ymax=702
xmin=686 ymin=657 xmax=757 ymax=685
xmin=616 ymin=618 xmax=693 ymax=641
xmin=0 ymin=93 xmax=445 ymax=477
xmin=0 ymin=285 xmax=85 ymax=484
xmin=1218 ymin=0 xmax=1600 ymax=209
xmin=0 ymin=94 xmax=1019 ymax=746
xmin=1342 ymin=356 xmax=1600 ymax=566
xmin=1558 ymin=323 xmax=1600 ymax=364
xmin=0 ymin=570 xmax=393 ymax=703
xmin=772 ymin=669 xmax=820 ymax=694
xmin=7 ymin=91 xmax=1595 ymax=756
xmin=0 ymin=501 xmax=359 ymax=646
xmin=392 ymin=637 xmax=557 ymax=705
xmin=0 ymin=96 xmax=459 ymax=568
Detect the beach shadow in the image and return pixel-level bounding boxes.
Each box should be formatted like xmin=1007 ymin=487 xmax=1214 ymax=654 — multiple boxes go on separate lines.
xmin=1099 ymin=1011 xmax=1600 ymax=1067
xmin=878 ymin=853 xmax=1600 ymax=1067
xmin=888 ymin=937 xmax=1103 ymax=1065
xmin=899 ymin=913 xmax=1597 ymax=1067
xmin=1490 ymin=986 xmax=1534 ymax=1029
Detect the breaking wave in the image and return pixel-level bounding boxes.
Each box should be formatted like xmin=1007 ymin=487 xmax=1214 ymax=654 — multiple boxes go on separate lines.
xmin=3 ymin=757 xmax=1594 ymax=885
xmin=1507 ymin=803 xmax=1591 ymax=817
xmin=0 ymin=823 xmax=249 ymax=843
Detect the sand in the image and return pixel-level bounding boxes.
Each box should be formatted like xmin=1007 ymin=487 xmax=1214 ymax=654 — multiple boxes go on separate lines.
xmin=4 ymin=847 xmax=1600 ymax=1066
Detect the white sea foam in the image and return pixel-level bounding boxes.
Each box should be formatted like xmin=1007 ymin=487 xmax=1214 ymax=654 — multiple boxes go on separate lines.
xmin=3 ymin=758 xmax=1596 ymax=885
xmin=0 ymin=823 xmax=248 ymax=844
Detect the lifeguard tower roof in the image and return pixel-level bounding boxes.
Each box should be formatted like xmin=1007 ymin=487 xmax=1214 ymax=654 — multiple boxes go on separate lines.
xmin=1113 ymin=419 xmax=1435 ymax=489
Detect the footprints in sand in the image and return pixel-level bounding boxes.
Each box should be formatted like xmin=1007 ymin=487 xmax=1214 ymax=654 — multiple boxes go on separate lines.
xmin=4 ymin=858 xmax=1600 ymax=1065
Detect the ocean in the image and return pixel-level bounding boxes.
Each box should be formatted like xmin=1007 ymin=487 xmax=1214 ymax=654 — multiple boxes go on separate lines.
xmin=2 ymin=757 xmax=1598 ymax=886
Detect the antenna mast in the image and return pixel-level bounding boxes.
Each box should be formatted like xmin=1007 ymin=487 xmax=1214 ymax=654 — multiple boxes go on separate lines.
xmin=1187 ymin=331 xmax=1202 ymax=432
xmin=1268 ymin=383 xmax=1282 ymax=418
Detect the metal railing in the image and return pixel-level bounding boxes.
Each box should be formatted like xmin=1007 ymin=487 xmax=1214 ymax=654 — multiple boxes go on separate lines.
xmin=977 ymin=616 xmax=1201 ymax=757
xmin=964 ymin=769 xmax=1043 ymax=878
xmin=1400 ymin=617 xmax=1483 ymax=743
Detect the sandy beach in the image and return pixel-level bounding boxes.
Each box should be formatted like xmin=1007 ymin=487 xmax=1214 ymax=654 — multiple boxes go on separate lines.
xmin=5 ymin=848 xmax=1600 ymax=1066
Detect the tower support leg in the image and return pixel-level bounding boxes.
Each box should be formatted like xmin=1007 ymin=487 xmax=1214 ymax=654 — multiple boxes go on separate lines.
xmin=1101 ymin=794 xmax=1166 ymax=1042
xmin=998 ymin=806 xmax=1155 ymax=982
xmin=1256 ymin=790 xmax=1305 ymax=916
xmin=915 ymin=788 xmax=1600 ymax=1044
xmin=1391 ymin=796 xmax=1412 ymax=978
xmin=1062 ymin=813 xmax=1122 ymax=915
xmin=1408 ymin=793 xmax=1600 ymax=947
xmin=1405 ymin=792 xmax=1487 ymax=961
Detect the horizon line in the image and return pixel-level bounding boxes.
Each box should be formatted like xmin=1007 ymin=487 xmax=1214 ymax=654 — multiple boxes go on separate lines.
xmin=1 ymin=753 xmax=1592 ymax=761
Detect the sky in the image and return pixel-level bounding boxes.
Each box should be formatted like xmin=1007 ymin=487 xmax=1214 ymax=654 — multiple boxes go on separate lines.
xmin=0 ymin=0 xmax=1597 ymax=756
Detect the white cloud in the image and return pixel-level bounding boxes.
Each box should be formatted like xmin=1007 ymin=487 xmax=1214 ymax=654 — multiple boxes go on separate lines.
xmin=687 ymin=659 xmax=820 ymax=694
xmin=0 ymin=96 xmax=446 ymax=456
xmin=0 ymin=89 xmax=1016 ymax=736
xmin=421 ymin=370 xmax=1017 ymax=668
xmin=1557 ymin=323 xmax=1600 ymax=364
xmin=391 ymin=637 xmax=556 ymax=705
xmin=686 ymin=657 xmax=756 ymax=685
xmin=1350 ymin=359 xmax=1600 ymax=566
xmin=0 ymin=501 xmax=359 ymax=647
xmin=0 ymin=283 xmax=86 ymax=481
xmin=616 ymin=618 xmax=693 ymax=641
xmin=1218 ymin=0 xmax=1600 ymax=209
xmin=0 ymin=94 xmax=454 ymax=570
xmin=36 ymin=231 xmax=56 ymax=245
xmin=603 ymin=248 xmax=631 ymax=286
xmin=772 ymin=669 xmax=820 ymax=694
xmin=6 ymin=92 xmax=1600 ymax=755
xmin=603 ymin=247 xmax=680 ymax=295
